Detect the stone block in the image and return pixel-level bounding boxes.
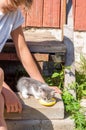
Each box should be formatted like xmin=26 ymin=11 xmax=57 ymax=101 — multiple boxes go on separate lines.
xmin=4 ymin=93 xmax=64 ymax=120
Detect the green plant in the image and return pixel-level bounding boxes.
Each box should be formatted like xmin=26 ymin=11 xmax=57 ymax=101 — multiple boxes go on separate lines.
xmin=80 ymin=54 xmax=86 ymax=74
xmin=69 ymin=80 xmax=86 ymax=100
xmin=44 ymin=65 xmax=64 ymax=89
xmin=62 ymin=89 xmax=86 ymax=129
xmin=73 ymin=111 xmax=86 ymax=130
xmin=43 ymin=64 xmax=86 ymax=130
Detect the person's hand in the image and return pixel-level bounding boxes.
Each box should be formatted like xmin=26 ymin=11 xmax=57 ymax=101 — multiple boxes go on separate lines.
xmin=49 ymin=86 xmax=62 ymax=94
xmin=2 ymin=87 xmax=22 ymax=113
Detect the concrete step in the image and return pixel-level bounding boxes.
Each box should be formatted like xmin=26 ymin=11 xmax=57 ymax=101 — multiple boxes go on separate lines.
xmin=4 ymin=93 xmax=64 ymax=120
xmin=6 ymin=117 xmax=75 ymax=130
xmin=5 ymin=93 xmax=75 ymax=130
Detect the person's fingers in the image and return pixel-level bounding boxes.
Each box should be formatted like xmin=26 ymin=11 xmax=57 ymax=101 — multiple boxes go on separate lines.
xmin=18 ymin=101 xmax=22 ymax=113
xmin=51 ymin=86 xmax=62 ymax=94
xmin=6 ymin=105 xmax=10 ymax=113
xmin=55 ymin=88 xmax=62 ymax=93
xmin=6 ymin=105 xmax=15 ymax=113
xmin=6 ymin=102 xmax=22 ymax=113
xmin=11 ymin=105 xmax=14 ymax=112
xmin=14 ymin=104 xmax=19 ymax=112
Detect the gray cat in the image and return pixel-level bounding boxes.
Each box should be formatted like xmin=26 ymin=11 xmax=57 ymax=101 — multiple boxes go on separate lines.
xmin=16 ymin=77 xmax=55 ymax=101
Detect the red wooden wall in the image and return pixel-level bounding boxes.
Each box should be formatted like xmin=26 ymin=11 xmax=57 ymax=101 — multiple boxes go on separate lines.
xmin=22 ymin=0 xmax=86 ymax=31
xmin=43 ymin=0 xmax=61 ymax=27
xmin=73 ymin=0 xmax=86 ymax=31
xmin=22 ymin=0 xmax=61 ymax=28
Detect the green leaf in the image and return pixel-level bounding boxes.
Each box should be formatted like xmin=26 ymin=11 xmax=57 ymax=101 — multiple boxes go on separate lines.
xmin=82 ymin=90 xmax=86 ymax=95
xmin=51 ymin=72 xmax=60 ymax=78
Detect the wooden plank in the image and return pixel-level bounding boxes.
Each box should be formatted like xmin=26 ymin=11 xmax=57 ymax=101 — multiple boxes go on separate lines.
xmin=72 ymin=0 xmax=76 ymax=24
xmin=26 ymin=41 xmax=66 ymax=53
xmin=3 ymin=41 xmax=66 ymax=53
xmin=26 ymin=0 xmax=43 ymax=27
xmin=0 ymin=53 xmax=18 ymax=61
xmin=74 ymin=0 xmax=86 ymax=30
xmin=0 ymin=53 xmax=49 ymax=62
xmin=23 ymin=30 xmax=57 ymax=42
xmin=60 ymin=0 xmax=66 ymax=28
xmin=43 ymin=0 xmax=61 ymax=28
xmin=60 ymin=0 xmax=66 ymax=40
xmin=32 ymin=53 xmax=49 ymax=61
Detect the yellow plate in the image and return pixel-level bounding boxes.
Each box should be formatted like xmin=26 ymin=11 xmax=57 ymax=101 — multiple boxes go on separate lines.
xmin=39 ymin=98 xmax=56 ymax=106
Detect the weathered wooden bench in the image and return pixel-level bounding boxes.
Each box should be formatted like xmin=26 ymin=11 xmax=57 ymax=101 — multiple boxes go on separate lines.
xmin=0 ymin=40 xmax=66 ymax=75
xmin=0 ymin=37 xmax=66 ymax=77
xmin=1 ymin=39 xmax=66 ymax=62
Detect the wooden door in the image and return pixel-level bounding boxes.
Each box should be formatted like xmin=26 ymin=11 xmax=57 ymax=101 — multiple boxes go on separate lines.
xmin=22 ymin=0 xmax=61 ymax=28
xmin=73 ymin=0 xmax=86 ymax=31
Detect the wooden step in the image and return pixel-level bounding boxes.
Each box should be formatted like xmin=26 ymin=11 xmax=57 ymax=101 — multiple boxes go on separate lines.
xmin=1 ymin=30 xmax=66 ymax=62
xmin=4 ymin=40 xmax=66 ymax=53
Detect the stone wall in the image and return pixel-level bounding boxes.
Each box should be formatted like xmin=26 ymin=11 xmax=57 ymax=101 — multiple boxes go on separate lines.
xmin=74 ymin=31 xmax=86 ymax=69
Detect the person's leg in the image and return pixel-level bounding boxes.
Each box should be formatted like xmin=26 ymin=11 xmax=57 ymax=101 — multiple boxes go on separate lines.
xmin=0 ymin=68 xmax=7 ymax=130
xmin=0 ymin=94 xmax=7 ymax=130
xmin=0 ymin=68 xmax=4 ymax=93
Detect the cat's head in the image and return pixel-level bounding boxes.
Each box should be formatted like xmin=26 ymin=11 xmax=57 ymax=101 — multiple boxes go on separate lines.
xmin=38 ymin=86 xmax=55 ymax=101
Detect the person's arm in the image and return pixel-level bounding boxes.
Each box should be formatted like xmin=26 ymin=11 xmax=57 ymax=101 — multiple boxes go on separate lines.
xmin=11 ymin=26 xmax=45 ymax=83
xmin=11 ymin=26 xmax=62 ymax=94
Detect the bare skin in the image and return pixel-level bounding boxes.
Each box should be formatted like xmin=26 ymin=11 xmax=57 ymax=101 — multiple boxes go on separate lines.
xmin=0 ymin=68 xmax=7 ymax=130
xmin=0 ymin=94 xmax=7 ymax=130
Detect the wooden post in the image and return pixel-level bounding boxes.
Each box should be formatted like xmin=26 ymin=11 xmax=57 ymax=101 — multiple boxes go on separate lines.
xmin=60 ymin=0 xmax=67 ymax=40
xmin=64 ymin=0 xmax=76 ymax=98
